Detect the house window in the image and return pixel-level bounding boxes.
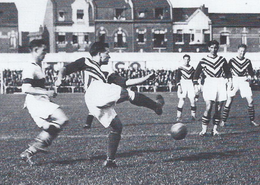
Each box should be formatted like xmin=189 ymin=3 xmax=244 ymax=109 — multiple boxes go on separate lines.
xmin=220 ymin=32 xmax=230 ymax=45
xmin=220 ymin=35 xmax=227 ymax=45
xmin=58 ymin=10 xmax=65 ymax=21
xmin=155 ymin=8 xmax=164 ymax=19
xmin=138 ymin=33 xmax=144 ymax=43
xmin=153 ymin=34 xmax=165 ymax=47
xmin=77 ymin=10 xmax=84 ymax=20
xmin=114 ymin=29 xmax=126 ymax=48
xmin=115 ymin=9 xmax=125 ymax=20
xmin=204 ymin=30 xmax=210 ymax=43
xmin=190 ymin=30 xmax=195 ymax=42
xmin=99 ymin=33 xmax=106 ymax=43
xmin=72 ymin=35 xmax=78 ymax=44
xmin=58 ymin=35 xmax=66 ymax=44
xmin=176 ymin=30 xmax=183 ymax=43
xmin=84 ymin=35 xmax=89 ymax=44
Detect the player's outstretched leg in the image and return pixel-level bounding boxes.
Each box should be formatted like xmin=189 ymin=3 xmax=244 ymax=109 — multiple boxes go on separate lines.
xmin=20 ymin=108 xmax=68 ymax=166
xmin=103 ymin=116 xmax=122 ymax=168
xmin=83 ymin=114 xmax=94 ymax=129
xmin=129 ymin=92 xmax=165 ymax=115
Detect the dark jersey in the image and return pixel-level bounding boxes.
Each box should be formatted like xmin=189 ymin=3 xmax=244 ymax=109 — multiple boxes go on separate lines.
xmin=176 ymin=65 xmax=195 ymax=84
xmin=64 ymin=57 xmax=127 ymax=88
xmin=193 ymin=55 xmax=231 ymax=82
xmin=229 ymin=57 xmax=254 ymax=77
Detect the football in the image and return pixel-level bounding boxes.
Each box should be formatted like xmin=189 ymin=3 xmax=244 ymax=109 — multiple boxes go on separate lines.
xmin=170 ymin=123 xmax=188 ymax=140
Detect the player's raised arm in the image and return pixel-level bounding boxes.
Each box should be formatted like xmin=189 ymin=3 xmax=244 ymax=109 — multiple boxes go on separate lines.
xmin=56 ymin=57 xmax=88 ymax=86
xmin=125 ymin=72 xmax=155 ymax=86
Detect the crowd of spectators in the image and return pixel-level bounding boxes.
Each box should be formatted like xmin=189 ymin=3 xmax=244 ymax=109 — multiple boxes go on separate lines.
xmin=115 ymin=68 xmax=176 ymax=92
xmin=2 ymin=67 xmax=260 ymax=94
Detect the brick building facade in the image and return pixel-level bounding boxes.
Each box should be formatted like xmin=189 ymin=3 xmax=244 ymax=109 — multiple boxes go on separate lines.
xmin=1 ymin=0 xmax=260 ymax=53
xmin=0 ymin=3 xmax=18 ymax=53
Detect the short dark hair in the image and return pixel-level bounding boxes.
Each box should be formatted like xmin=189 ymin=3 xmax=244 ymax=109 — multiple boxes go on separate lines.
xmin=183 ymin=54 xmax=190 ymax=59
xmin=29 ymin=39 xmax=46 ymax=51
xmin=208 ymin=40 xmax=219 ymax=47
xmin=89 ymin=42 xmax=109 ymax=56
xmin=238 ymin=44 xmax=247 ymax=49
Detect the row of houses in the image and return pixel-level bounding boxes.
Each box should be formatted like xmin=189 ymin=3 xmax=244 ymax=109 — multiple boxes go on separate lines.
xmin=1 ymin=0 xmax=260 ymax=53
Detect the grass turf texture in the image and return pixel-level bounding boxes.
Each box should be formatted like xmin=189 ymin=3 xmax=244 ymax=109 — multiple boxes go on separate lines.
xmin=0 ymin=92 xmax=260 ymax=184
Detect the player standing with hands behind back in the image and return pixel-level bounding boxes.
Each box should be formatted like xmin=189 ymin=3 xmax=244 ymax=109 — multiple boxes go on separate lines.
xmin=20 ymin=39 xmax=69 ymax=166
xmin=176 ymin=54 xmax=197 ymax=122
xmin=193 ymin=40 xmax=232 ymax=136
xmin=221 ymin=44 xmax=259 ymax=127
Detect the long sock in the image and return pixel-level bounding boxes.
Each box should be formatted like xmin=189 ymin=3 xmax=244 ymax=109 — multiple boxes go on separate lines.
xmin=202 ymin=115 xmax=210 ymax=125
xmin=86 ymin=115 xmax=94 ymax=125
xmin=213 ymin=114 xmax=221 ymax=126
xmin=248 ymin=106 xmax=255 ymax=121
xmin=177 ymin=107 xmax=183 ymax=119
xmin=201 ymin=115 xmax=210 ymax=133
xmin=107 ymin=132 xmax=121 ymax=160
xmin=191 ymin=106 xmax=196 ymax=117
xmin=130 ymin=92 xmax=158 ymax=111
xmin=28 ymin=130 xmax=59 ymax=154
xmin=222 ymin=106 xmax=230 ymax=122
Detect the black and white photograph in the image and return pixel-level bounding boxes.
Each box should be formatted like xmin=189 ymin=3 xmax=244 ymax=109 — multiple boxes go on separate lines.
xmin=0 ymin=0 xmax=260 ymax=184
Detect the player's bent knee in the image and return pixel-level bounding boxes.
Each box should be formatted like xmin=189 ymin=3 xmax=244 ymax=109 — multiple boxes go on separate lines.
xmin=51 ymin=108 xmax=69 ymax=126
xmin=44 ymin=124 xmax=62 ymax=135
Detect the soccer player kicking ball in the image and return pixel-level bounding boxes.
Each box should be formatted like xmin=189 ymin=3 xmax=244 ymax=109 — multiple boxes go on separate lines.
xmin=193 ymin=40 xmax=232 ymax=136
xmin=56 ymin=42 xmax=164 ymax=167
xmin=176 ymin=54 xmax=197 ymax=122
xmin=83 ymin=70 xmax=156 ymax=129
xmin=221 ymin=44 xmax=259 ymax=127
xmin=20 ymin=39 xmax=69 ymax=166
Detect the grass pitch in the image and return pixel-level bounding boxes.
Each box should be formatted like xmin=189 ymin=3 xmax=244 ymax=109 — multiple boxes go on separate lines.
xmin=0 ymin=92 xmax=260 ymax=184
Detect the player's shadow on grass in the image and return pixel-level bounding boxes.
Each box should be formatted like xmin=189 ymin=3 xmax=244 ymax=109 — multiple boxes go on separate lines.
xmin=90 ymin=146 xmax=192 ymax=161
xmin=125 ymin=122 xmax=173 ymax=127
xmin=39 ymin=147 xmax=192 ymax=166
xmin=164 ymin=149 xmax=246 ymax=162
xmin=40 ymin=158 xmax=89 ymax=166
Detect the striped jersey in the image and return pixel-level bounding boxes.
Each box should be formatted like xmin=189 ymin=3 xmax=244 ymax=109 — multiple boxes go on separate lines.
xmin=229 ymin=57 xmax=254 ymax=77
xmin=176 ymin=65 xmax=195 ymax=84
xmin=193 ymin=55 xmax=231 ymax=81
xmin=64 ymin=57 xmax=127 ymax=88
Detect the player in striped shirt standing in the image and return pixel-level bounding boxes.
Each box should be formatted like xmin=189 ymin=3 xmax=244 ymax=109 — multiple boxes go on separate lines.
xmin=56 ymin=42 xmax=165 ymax=167
xmin=221 ymin=44 xmax=259 ymax=127
xmin=176 ymin=54 xmax=197 ymax=122
xmin=193 ymin=40 xmax=232 ymax=136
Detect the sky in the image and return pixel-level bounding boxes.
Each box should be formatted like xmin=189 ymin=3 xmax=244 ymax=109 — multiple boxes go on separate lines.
xmin=170 ymin=0 xmax=260 ymax=13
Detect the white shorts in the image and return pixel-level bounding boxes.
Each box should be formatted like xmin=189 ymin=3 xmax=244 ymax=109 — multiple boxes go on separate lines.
xmin=177 ymin=79 xmax=195 ymax=100
xmin=228 ymin=76 xmax=252 ymax=98
xmin=84 ymin=80 xmax=122 ymax=128
xmin=202 ymin=77 xmax=227 ymax=102
xmin=25 ymin=94 xmax=60 ymax=128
